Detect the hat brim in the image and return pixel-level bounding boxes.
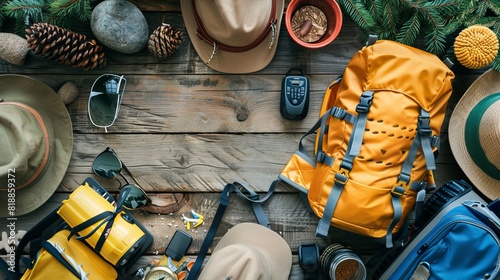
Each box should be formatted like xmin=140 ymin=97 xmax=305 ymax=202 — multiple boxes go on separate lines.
xmin=181 ymin=0 xmax=284 ymax=74
xmin=200 ymin=223 xmax=292 ymax=279
xmin=449 ymin=69 xmax=500 ymax=200
xmin=0 ymin=75 xmax=73 ymax=217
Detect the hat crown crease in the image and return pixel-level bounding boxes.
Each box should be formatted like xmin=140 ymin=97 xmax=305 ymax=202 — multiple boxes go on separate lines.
xmin=0 ymin=102 xmax=51 ymax=189
xmin=193 ymin=0 xmax=276 ymax=52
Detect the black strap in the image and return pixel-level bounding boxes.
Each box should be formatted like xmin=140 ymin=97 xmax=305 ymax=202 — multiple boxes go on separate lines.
xmin=14 ymin=209 xmax=61 ymax=274
xmin=186 ymin=180 xmax=276 ymax=280
xmin=0 ymin=209 xmax=62 ymax=279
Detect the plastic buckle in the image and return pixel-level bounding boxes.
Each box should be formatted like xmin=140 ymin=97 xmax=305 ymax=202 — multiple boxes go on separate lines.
xmin=330 ymin=107 xmax=346 ymax=119
xmin=356 ymin=91 xmax=374 ymax=113
xmin=298 ymin=243 xmax=320 ymax=279
xmin=418 ymin=116 xmax=432 ymax=136
xmin=391 ymin=183 xmax=406 ymax=197
xmin=316 ymin=151 xmax=326 ymax=163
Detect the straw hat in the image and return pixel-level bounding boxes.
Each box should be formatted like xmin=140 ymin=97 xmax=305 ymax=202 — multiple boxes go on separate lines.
xmin=449 ymin=69 xmax=500 ymax=200
xmin=199 ymin=223 xmax=292 ymax=279
xmin=181 ymin=0 xmax=284 ymax=73
xmin=0 ymin=75 xmax=73 ymax=217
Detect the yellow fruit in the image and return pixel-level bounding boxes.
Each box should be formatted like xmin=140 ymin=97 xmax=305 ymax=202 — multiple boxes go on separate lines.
xmin=454 ymin=25 xmax=499 ymax=69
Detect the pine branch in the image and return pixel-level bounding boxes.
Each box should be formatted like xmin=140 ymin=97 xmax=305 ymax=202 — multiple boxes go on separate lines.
xmin=337 ymin=0 xmax=377 ymax=30
xmin=490 ymin=0 xmax=500 ymax=14
xmin=2 ymin=0 xmax=46 ymax=24
xmin=423 ymin=26 xmax=447 ymax=55
xmin=49 ymin=0 xmax=92 ymax=27
xmin=1 ymin=0 xmax=96 ymax=35
xmin=377 ymin=0 xmax=400 ymax=36
xmin=397 ymin=14 xmax=420 ymax=45
xmin=491 ymin=55 xmax=500 ymax=72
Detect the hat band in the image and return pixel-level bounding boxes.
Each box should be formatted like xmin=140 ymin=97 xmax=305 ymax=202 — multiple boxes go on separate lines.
xmin=192 ymin=0 xmax=277 ymax=53
xmin=464 ymin=92 xmax=500 ymax=180
xmin=1 ymin=102 xmax=51 ymax=189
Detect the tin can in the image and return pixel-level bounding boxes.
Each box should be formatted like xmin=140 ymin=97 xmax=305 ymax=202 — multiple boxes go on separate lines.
xmin=320 ymin=243 xmax=366 ymax=280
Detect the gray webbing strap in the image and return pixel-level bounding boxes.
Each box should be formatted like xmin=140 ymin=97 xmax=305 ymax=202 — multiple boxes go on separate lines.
xmin=315 ymin=111 xmax=331 ymax=158
xmin=316 ymin=92 xmax=373 ymax=238
xmin=315 ymin=173 xmax=347 ymax=238
xmin=312 ymin=107 xmax=356 ymax=165
xmin=418 ymin=109 xmax=436 ymax=170
xmin=386 ymin=125 xmax=422 ymax=248
xmin=298 ymin=111 xmax=328 ymax=156
xmin=386 ymin=190 xmax=403 ymax=248
xmin=348 ymin=91 xmax=374 ymax=156
xmin=386 ymin=109 xmax=435 ymax=247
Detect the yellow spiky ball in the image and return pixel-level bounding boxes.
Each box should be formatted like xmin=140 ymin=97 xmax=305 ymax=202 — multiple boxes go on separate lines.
xmin=454 ymin=25 xmax=499 ymax=69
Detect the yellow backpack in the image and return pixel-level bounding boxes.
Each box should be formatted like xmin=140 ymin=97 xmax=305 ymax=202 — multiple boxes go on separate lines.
xmin=279 ymin=37 xmax=455 ymax=247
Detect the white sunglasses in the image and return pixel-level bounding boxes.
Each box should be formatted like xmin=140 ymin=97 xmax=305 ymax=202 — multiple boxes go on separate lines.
xmin=88 ymin=74 xmax=126 ymax=132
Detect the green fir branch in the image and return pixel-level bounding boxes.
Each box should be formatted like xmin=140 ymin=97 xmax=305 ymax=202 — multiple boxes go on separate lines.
xmin=49 ymin=0 xmax=92 ymax=27
xmin=491 ymin=56 xmax=500 ymax=72
xmin=337 ymin=0 xmax=377 ymax=30
xmin=2 ymin=0 xmax=46 ymax=24
xmin=1 ymin=0 xmax=96 ymax=35
xmin=423 ymin=26 xmax=447 ymax=55
xmin=378 ymin=0 xmax=400 ymax=36
xmin=397 ymin=14 xmax=421 ymax=45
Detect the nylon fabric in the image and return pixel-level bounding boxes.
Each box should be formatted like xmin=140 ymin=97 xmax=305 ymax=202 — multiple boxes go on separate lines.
xmin=280 ymin=39 xmax=454 ymax=246
xmin=387 ymin=205 xmax=500 ymax=280
xmin=20 ymin=230 xmax=117 ymax=280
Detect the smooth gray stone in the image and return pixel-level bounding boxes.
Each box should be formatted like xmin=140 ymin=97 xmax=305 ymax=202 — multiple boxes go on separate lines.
xmin=91 ymin=0 xmax=148 ymax=54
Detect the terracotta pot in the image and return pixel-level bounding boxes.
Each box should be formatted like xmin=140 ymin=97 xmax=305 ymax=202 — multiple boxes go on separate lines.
xmin=285 ymin=0 xmax=343 ymax=49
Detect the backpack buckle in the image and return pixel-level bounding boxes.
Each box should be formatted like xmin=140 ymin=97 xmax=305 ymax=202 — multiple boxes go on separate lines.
xmin=356 ymin=91 xmax=374 ymax=113
xmin=418 ymin=116 xmax=432 ymax=136
xmin=335 ymin=172 xmax=349 ymax=186
xmin=316 ymin=151 xmax=326 ymax=163
xmin=391 ymin=183 xmax=406 ymax=197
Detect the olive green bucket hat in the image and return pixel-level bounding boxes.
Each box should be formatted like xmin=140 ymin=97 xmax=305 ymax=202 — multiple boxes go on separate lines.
xmin=0 ymin=75 xmax=73 ymax=217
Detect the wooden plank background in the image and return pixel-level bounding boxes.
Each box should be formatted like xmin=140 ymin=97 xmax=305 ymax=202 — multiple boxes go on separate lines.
xmin=0 ymin=1 xmax=485 ymax=279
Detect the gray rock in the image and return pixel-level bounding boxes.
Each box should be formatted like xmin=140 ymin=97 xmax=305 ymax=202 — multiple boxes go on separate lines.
xmin=91 ymin=0 xmax=148 ymax=54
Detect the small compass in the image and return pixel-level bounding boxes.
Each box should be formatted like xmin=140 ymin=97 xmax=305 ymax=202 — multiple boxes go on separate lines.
xmin=144 ymin=266 xmax=177 ymax=280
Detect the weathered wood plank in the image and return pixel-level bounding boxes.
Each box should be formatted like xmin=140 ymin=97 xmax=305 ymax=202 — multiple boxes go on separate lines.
xmin=1 ymin=72 xmax=480 ymax=135
xmin=35 ymin=74 xmax=335 ymax=134
xmin=60 ymin=133 xmax=464 ymax=193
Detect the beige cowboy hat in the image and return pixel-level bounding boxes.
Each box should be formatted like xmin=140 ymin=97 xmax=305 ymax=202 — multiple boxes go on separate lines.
xmin=0 ymin=75 xmax=73 ymax=217
xmin=449 ymin=69 xmax=500 ymax=200
xmin=199 ymin=223 xmax=292 ymax=279
xmin=181 ymin=0 xmax=284 ymax=74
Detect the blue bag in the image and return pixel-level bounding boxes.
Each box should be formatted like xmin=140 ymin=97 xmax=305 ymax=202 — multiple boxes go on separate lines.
xmin=385 ymin=198 xmax=500 ymax=280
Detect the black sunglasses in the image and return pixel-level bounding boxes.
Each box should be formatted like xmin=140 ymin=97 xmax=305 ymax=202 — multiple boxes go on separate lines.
xmin=92 ymin=147 xmax=152 ymax=210
xmin=88 ymin=74 xmax=126 ymax=132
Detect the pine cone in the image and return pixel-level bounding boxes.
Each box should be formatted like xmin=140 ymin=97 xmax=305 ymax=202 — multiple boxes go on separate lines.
xmin=25 ymin=23 xmax=106 ymax=70
xmin=148 ymin=24 xmax=183 ymax=58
